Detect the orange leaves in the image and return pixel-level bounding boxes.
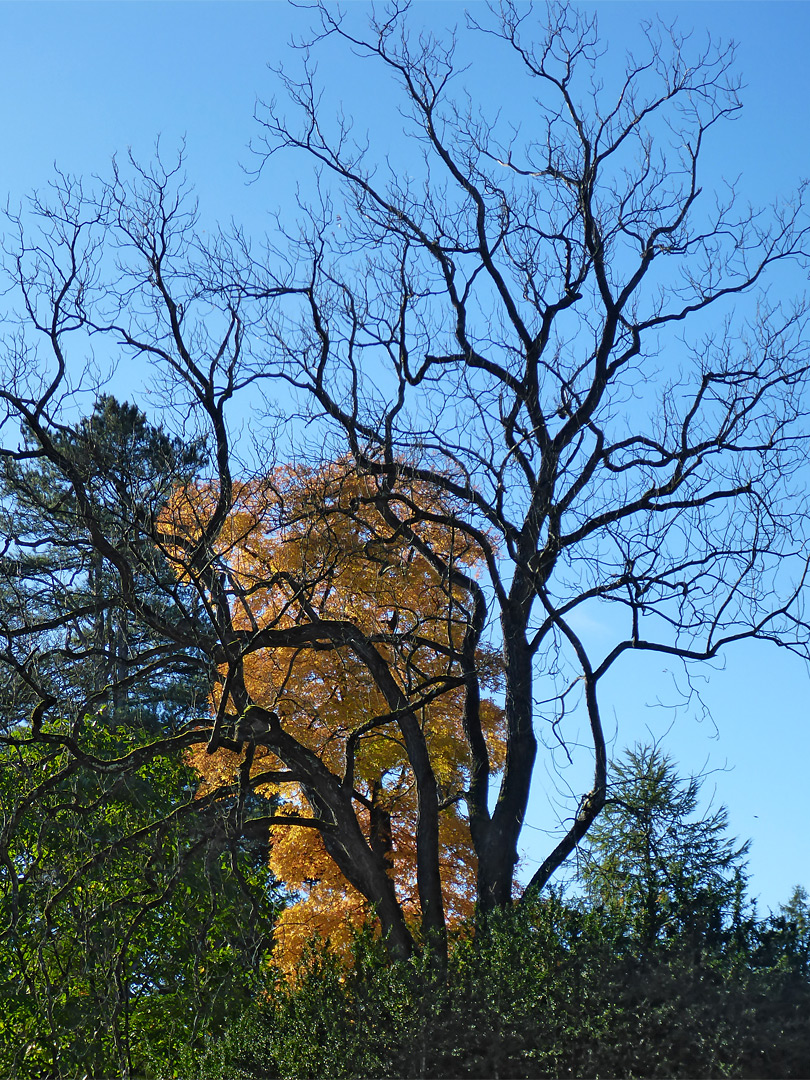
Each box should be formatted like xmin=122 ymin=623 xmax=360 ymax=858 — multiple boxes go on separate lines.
xmin=181 ymin=461 xmax=505 ymax=967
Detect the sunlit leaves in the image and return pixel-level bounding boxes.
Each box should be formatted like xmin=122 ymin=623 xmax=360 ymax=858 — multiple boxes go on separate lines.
xmin=180 ymin=463 xmax=505 ymax=964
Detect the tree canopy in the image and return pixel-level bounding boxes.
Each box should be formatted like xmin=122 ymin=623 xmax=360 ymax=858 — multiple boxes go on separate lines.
xmin=182 ymin=466 xmax=505 ymax=965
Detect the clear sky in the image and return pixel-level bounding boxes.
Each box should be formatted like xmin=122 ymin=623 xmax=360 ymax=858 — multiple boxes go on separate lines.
xmin=1 ymin=0 xmax=808 ymax=912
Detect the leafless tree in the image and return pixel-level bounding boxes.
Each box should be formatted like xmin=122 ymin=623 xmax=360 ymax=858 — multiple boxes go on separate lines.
xmin=2 ymin=2 xmax=809 ymax=969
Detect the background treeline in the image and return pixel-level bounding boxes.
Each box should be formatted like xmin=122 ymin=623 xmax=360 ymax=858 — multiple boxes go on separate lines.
xmin=168 ymin=745 xmax=810 ymax=1080
xmin=3 ymin=734 xmax=808 ymax=1079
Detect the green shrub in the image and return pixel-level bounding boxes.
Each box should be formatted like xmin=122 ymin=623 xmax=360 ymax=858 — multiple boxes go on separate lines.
xmin=172 ymin=897 xmax=810 ymax=1080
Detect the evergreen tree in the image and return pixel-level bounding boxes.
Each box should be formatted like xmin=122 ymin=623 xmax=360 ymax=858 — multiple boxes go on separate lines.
xmin=0 ymin=395 xmax=210 ymax=734
xmin=577 ymin=743 xmax=750 ymax=951
xmin=753 ymin=884 xmax=810 ymax=981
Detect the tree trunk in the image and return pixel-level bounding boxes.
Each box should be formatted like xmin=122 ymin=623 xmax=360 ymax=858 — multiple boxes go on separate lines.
xmin=477 ymin=628 xmax=537 ymax=910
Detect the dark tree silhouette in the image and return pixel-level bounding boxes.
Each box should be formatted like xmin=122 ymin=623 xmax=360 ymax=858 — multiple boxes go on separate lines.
xmin=1 ymin=2 xmax=809 ymax=967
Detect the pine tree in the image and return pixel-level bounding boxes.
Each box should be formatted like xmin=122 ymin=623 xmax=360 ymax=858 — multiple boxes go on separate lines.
xmin=578 ymin=743 xmax=750 ymax=951
xmin=0 ymin=395 xmax=209 ymax=733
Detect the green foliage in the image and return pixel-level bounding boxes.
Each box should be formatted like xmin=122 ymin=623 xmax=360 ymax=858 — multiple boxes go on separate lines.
xmin=578 ymin=743 xmax=750 ymax=952
xmin=176 ymin=746 xmax=810 ymax=1080
xmin=171 ymin=895 xmax=810 ymax=1080
xmin=0 ymin=720 xmax=281 ymax=1079
xmin=0 ymin=395 xmax=282 ymax=1077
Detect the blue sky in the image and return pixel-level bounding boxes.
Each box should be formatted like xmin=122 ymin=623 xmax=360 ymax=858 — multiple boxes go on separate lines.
xmin=1 ymin=1 xmax=808 ymax=911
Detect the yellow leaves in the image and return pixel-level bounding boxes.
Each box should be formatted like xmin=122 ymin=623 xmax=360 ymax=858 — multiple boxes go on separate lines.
xmin=185 ymin=742 xmax=241 ymax=798
xmin=179 ymin=460 xmax=506 ymax=968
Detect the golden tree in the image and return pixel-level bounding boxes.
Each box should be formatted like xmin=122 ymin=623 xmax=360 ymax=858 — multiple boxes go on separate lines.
xmin=180 ymin=463 xmax=505 ymax=965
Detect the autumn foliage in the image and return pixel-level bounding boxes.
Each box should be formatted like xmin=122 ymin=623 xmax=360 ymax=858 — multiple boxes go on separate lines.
xmin=175 ymin=463 xmax=505 ymax=965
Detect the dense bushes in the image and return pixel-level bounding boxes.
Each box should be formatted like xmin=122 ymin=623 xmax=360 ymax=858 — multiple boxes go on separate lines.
xmin=7 ymin=725 xmax=808 ymax=1079
xmin=165 ymin=747 xmax=810 ymax=1079
xmin=166 ymin=894 xmax=810 ymax=1080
